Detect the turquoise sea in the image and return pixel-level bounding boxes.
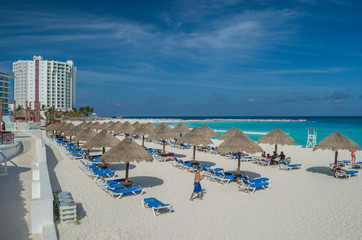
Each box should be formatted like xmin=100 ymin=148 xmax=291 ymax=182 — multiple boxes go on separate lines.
xmin=125 ymin=116 xmax=362 ymax=147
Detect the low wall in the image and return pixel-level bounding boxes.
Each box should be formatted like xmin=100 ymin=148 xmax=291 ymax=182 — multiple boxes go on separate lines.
xmin=5 ymin=122 xmax=41 ymax=131
xmin=31 ymin=137 xmax=57 ymax=240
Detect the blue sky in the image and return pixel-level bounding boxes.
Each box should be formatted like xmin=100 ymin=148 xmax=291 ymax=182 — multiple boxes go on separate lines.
xmin=1 ymin=0 xmax=361 ymax=116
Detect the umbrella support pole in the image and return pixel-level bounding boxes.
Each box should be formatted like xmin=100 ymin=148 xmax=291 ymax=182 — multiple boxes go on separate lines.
xmin=237 ymin=152 xmax=241 ymax=184
xmin=334 ymin=151 xmax=338 ymax=177
xmin=163 ymin=140 xmax=166 ymax=154
xmin=193 ymin=146 xmax=196 ymax=167
xmin=275 ymin=144 xmax=278 ymax=155
xmin=142 ymin=135 xmax=145 ymax=147
xmin=125 ymin=162 xmax=130 ymax=182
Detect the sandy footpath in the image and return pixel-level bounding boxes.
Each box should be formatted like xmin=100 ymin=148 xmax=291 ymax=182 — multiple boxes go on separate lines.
xmin=45 ymin=121 xmax=362 ymax=240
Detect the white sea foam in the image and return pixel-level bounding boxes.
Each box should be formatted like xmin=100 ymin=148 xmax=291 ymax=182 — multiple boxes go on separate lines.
xmin=213 ymin=129 xmax=270 ymax=135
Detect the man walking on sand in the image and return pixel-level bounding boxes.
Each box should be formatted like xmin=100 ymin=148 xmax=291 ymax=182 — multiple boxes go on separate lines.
xmin=190 ymin=167 xmax=203 ymax=201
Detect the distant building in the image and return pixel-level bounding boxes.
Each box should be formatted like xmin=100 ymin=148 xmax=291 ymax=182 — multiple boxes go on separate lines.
xmin=0 ymin=72 xmax=13 ymax=117
xmin=13 ymin=56 xmax=76 ymax=111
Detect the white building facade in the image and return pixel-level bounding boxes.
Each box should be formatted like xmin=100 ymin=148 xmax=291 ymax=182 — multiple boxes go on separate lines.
xmin=13 ymin=56 xmax=76 ymax=110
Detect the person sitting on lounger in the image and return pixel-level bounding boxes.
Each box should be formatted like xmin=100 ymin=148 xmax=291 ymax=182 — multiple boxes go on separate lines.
xmin=190 ymin=167 xmax=203 ymax=201
xmin=279 ymin=152 xmax=285 ymax=160
xmin=266 ymin=154 xmax=272 ymax=163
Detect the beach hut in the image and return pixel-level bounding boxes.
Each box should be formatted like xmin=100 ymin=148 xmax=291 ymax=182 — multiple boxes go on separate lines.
xmin=100 ymin=137 xmax=153 ymax=184
xmin=218 ymin=127 xmax=242 ymax=140
xmin=257 ymin=128 xmax=296 ymax=154
xmin=313 ymin=132 xmax=361 ymax=175
xmin=149 ymin=123 xmax=178 ymax=154
xmin=132 ymin=123 xmax=155 ymax=147
xmin=173 ymin=123 xmax=190 ymax=137
xmin=218 ymin=131 xmax=263 ymax=183
xmin=198 ymin=124 xmax=217 ymax=137
xmin=176 ymin=128 xmax=213 ymax=166
xmin=83 ymin=130 xmax=120 ymax=164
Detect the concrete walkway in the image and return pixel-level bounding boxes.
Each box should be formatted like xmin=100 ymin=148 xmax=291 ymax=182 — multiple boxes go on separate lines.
xmin=0 ymin=131 xmax=41 ymax=240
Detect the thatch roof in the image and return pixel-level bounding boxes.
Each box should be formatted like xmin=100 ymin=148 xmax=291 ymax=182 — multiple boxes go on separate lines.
xmin=133 ymin=121 xmax=141 ymax=128
xmin=91 ymin=121 xmax=101 ymax=129
xmin=257 ymin=128 xmax=296 ymax=146
xmin=114 ymin=121 xmax=135 ymax=135
xmin=313 ymin=132 xmax=361 ymax=152
xmin=73 ymin=128 xmax=97 ymax=142
xmin=58 ymin=122 xmax=75 ymax=132
xmin=77 ymin=121 xmax=87 ymax=129
xmin=16 ymin=109 xmax=26 ymax=118
xmin=218 ymin=127 xmax=242 ymax=140
xmin=46 ymin=123 xmax=60 ymax=131
xmin=83 ymin=129 xmax=120 ymax=149
xmin=132 ymin=123 xmax=154 ymax=136
xmin=198 ymin=124 xmax=217 ymax=137
xmin=176 ymin=128 xmax=213 ymax=146
xmin=149 ymin=123 xmax=178 ymax=140
xmin=145 ymin=122 xmax=156 ymax=131
xmin=173 ymin=123 xmax=190 ymax=134
xmin=107 ymin=121 xmax=121 ymax=131
xmin=100 ymin=137 xmax=153 ymax=163
xmin=83 ymin=121 xmax=93 ymax=128
xmin=64 ymin=125 xmax=83 ymax=136
xmin=218 ymin=131 xmax=263 ymax=154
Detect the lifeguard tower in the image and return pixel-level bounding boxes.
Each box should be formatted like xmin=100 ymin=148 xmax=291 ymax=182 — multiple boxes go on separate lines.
xmin=306 ymin=128 xmax=318 ymax=148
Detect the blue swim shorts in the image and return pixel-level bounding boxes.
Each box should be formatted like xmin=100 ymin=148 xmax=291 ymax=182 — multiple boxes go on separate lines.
xmin=193 ymin=182 xmax=202 ymax=193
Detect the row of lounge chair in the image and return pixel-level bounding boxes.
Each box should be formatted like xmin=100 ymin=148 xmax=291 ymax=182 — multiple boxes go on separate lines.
xmin=49 ymin=135 xmax=173 ymax=216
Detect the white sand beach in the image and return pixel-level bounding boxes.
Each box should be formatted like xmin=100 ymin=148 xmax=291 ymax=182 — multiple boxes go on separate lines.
xmin=43 ymin=120 xmax=362 ymax=240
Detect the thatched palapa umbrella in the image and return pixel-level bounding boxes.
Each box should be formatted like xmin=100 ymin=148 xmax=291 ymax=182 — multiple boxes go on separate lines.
xmin=218 ymin=127 xmax=242 ymax=140
xmin=115 ymin=121 xmax=135 ymax=137
xmin=173 ymin=123 xmax=190 ymax=137
xmin=91 ymin=121 xmax=101 ymax=130
xmin=132 ymin=123 xmax=154 ymax=147
xmin=146 ymin=122 xmax=156 ymax=131
xmin=176 ymin=128 xmax=213 ymax=166
xmin=149 ymin=123 xmax=178 ymax=154
xmin=314 ymin=132 xmax=361 ymax=175
xmin=73 ymin=128 xmax=97 ymax=150
xmin=257 ymin=128 xmax=296 ymax=154
xmin=100 ymin=137 xmax=153 ymax=183
xmin=83 ymin=130 xmax=120 ymax=164
xmin=63 ymin=125 xmax=83 ymax=144
xmin=218 ymin=131 xmax=263 ymax=183
xmin=133 ymin=121 xmax=141 ymax=128
xmin=198 ymin=124 xmax=217 ymax=137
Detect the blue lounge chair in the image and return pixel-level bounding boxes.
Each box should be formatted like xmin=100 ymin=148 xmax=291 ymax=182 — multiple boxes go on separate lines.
xmin=241 ymin=174 xmax=270 ymax=184
xmin=107 ymin=186 xmax=144 ymax=199
xmin=142 ymin=197 xmax=173 ymax=216
xmin=238 ymin=179 xmax=270 ymax=194
xmin=279 ymin=160 xmax=303 ymax=171
xmin=336 ymin=170 xmax=359 ymax=180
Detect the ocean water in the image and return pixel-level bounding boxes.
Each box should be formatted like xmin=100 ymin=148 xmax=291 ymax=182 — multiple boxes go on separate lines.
xmin=139 ymin=116 xmax=362 ymax=147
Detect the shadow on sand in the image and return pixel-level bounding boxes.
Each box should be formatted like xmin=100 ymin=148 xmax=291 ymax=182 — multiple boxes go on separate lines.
xmin=76 ymin=203 xmax=87 ymax=220
xmin=128 ymin=176 xmax=164 ymax=188
xmin=45 ymin=144 xmax=62 ymax=193
xmin=306 ymin=166 xmax=334 ymax=176
xmin=110 ymin=163 xmax=136 ymax=171
xmin=197 ymin=161 xmax=216 ymax=167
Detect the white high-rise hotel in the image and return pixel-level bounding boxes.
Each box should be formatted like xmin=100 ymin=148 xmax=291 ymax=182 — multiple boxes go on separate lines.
xmin=13 ymin=56 xmax=76 ymax=110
